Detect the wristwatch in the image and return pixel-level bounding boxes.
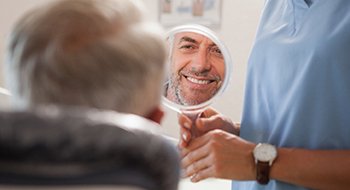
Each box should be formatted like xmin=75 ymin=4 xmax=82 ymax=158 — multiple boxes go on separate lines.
xmin=253 ymin=143 xmax=278 ymax=185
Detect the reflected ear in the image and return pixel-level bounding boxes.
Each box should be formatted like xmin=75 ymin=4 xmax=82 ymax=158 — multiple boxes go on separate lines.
xmin=146 ymin=106 xmax=164 ymax=124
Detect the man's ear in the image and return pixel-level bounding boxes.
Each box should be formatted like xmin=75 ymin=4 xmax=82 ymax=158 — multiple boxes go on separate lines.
xmin=146 ymin=106 xmax=164 ymax=124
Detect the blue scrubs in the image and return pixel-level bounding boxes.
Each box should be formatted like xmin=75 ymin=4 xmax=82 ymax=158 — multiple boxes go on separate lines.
xmin=236 ymin=0 xmax=350 ymax=189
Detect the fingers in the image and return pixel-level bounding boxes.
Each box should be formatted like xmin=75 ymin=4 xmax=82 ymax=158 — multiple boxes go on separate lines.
xmin=179 ymin=127 xmax=191 ymax=148
xmin=197 ymin=113 xmax=236 ymax=135
xmin=181 ymin=132 xmax=212 ymax=157
xmin=178 ymin=114 xmax=193 ymax=148
xmin=181 ymin=139 xmax=210 ymax=170
xmin=196 ymin=107 xmax=227 ymax=134
xmin=181 ymin=138 xmax=218 ymax=182
xmin=201 ymin=107 xmax=219 ymax=118
xmin=184 ymin=154 xmax=212 ymax=179
xmin=195 ymin=114 xmax=221 ymax=133
xmin=181 ymin=130 xmax=234 ymax=182
xmin=191 ymin=166 xmax=215 ymax=183
xmin=179 ymin=114 xmax=192 ymax=130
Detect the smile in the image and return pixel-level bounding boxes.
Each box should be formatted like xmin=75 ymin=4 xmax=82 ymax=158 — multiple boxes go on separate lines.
xmin=186 ymin=76 xmax=212 ymax=85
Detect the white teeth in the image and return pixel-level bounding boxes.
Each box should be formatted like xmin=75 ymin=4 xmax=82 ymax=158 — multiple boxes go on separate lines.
xmin=187 ymin=77 xmax=211 ymax=84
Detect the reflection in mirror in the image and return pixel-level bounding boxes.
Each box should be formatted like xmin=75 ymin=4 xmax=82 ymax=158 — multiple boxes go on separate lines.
xmin=165 ymin=32 xmax=225 ymax=106
xmin=163 ymin=24 xmax=231 ymax=112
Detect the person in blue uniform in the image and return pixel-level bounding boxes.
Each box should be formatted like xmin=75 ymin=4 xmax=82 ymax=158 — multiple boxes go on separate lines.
xmin=179 ymin=0 xmax=350 ymax=189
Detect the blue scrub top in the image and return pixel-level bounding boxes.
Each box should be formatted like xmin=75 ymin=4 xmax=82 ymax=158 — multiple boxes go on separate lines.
xmin=235 ymin=0 xmax=350 ymax=189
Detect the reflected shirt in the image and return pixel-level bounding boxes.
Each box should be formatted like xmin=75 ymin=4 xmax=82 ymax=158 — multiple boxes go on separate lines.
xmin=235 ymin=0 xmax=350 ymax=189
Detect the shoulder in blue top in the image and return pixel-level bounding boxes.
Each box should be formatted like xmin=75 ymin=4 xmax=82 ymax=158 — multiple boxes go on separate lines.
xmin=235 ymin=0 xmax=350 ymax=189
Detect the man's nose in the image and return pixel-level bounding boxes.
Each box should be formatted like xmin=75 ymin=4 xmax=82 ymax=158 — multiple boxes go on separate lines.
xmin=191 ymin=47 xmax=211 ymax=72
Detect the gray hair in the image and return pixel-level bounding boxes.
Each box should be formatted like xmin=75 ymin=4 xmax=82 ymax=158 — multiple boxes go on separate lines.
xmin=5 ymin=0 xmax=167 ymax=116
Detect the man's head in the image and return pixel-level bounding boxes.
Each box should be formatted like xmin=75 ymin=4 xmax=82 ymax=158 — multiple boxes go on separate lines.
xmin=5 ymin=0 xmax=166 ymax=122
xmin=166 ymin=32 xmax=225 ymax=106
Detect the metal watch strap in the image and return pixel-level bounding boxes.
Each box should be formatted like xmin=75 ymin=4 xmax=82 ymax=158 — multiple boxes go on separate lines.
xmin=256 ymin=161 xmax=270 ymax=185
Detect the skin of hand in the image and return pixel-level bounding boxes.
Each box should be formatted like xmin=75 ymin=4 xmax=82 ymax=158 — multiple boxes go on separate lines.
xmin=178 ymin=107 xmax=247 ymax=182
xmin=178 ymin=107 xmax=240 ymax=148
xmin=181 ymin=129 xmax=256 ymax=182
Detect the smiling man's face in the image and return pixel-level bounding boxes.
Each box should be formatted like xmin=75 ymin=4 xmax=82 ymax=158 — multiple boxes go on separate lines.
xmin=167 ymin=32 xmax=225 ymax=106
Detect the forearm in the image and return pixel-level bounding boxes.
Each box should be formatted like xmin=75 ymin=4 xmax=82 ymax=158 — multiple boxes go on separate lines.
xmin=271 ymin=148 xmax=350 ymax=190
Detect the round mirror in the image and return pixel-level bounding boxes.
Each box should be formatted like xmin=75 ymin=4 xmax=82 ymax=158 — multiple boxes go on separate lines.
xmin=162 ymin=24 xmax=232 ymax=112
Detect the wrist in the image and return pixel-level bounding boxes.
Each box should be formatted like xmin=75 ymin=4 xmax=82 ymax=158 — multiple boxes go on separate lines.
xmin=252 ymin=143 xmax=278 ymax=185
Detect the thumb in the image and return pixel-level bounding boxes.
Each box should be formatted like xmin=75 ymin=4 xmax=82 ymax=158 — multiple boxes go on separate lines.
xmin=195 ymin=117 xmax=218 ymax=134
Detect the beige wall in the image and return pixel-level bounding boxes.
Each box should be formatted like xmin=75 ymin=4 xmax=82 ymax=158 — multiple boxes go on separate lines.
xmin=0 ymin=1 xmax=264 ymax=188
xmin=0 ymin=0 xmax=55 ymax=85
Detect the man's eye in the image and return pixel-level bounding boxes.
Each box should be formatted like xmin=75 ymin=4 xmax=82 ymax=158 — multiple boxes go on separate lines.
xmin=180 ymin=45 xmax=195 ymax=49
xmin=178 ymin=44 xmax=197 ymax=53
xmin=210 ymin=47 xmax=223 ymax=58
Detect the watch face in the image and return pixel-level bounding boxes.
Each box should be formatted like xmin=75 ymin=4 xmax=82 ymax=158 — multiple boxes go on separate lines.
xmin=253 ymin=143 xmax=277 ymax=162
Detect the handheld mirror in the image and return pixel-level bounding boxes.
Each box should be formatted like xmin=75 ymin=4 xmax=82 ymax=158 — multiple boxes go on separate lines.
xmin=162 ymin=24 xmax=232 ymax=114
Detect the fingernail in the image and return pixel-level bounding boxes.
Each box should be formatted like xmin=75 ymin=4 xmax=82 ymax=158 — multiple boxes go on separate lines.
xmin=191 ymin=174 xmax=198 ymax=183
xmin=182 ymin=134 xmax=188 ymax=141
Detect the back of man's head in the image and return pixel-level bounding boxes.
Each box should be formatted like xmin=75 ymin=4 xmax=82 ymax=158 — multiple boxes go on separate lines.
xmin=5 ymin=0 xmax=167 ymax=117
